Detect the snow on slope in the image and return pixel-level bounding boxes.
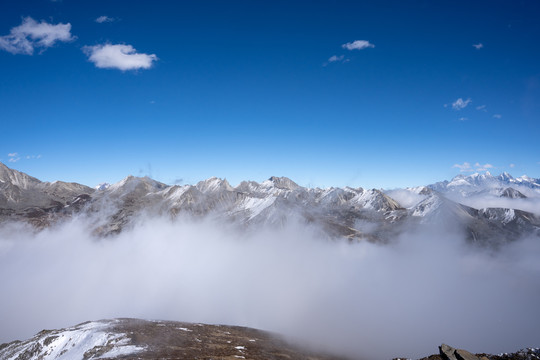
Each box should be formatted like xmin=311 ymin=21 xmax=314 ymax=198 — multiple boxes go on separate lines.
xmin=1 ymin=161 xmax=539 ymax=243
xmin=0 ymin=320 xmax=145 ymax=360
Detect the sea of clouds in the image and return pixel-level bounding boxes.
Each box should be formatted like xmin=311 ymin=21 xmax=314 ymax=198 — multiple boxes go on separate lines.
xmin=0 ymin=213 xmax=539 ymax=360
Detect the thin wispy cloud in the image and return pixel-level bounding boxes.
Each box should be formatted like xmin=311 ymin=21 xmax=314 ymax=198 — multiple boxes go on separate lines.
xmin=458 ymin=117 xmax=468 ymax=121
xmin=0 ymin=17 xmax=74 ymax=55
xmin=452 ymin=97 xmax=472 ymax=110
xmin=473 ymin=43 xmax=484 ymax=49
xmin=509 ymin=163 xmax=515 ymax=168
xmin=7 ymin=153 xmax=20 ymax=163
xmin=452 ymin=162 xmax=494 ymax=172
xmin=493 ymin=114 xmax=502 ymax=119
xmin=476 ymin=105 xmax=487 ymax=112
xmin=95 ymin=16 xmax=115 ymax=24
xmin=324 ymin=54 xmax=349 ymax=66
xmin=6 ymin=153 xmax=41 ymax=163
xmin=328 ymin=55 xmax=345 ymax=62
xmin=453 ymin=162 xmax=472 ymax=172
xmin=475 ymin=162 xmax=494 ymax=171
xmin=25 ymin=154 xmax=42 ymax=160
xmin=83 ymin=44 xmax=158 ymax=71
xmin=342 ymin=40 xmax=375 ymax=50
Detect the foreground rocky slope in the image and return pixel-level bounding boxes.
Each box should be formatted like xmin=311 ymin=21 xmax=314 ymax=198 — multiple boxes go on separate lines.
xmin=1 ymin=162 xmax=539 ymax=245
xmin=0 ymin=318 xmax=344 ymax=360
xmin=415 ymin=343 xmax=540 ymax=360
xmin=1 ymin=319 xmax=537 ymax=360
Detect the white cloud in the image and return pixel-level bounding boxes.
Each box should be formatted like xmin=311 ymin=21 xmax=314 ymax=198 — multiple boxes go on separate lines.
xmin=95 ymin=16 xmax=114 ymax=24
xmin=2 ymin=216 xmax=539 ymax=360
xmin=7 ymin=153 xmax=18 ymax=157
xmin=473 ymin=43 xmax=484 ymax=49
xmin=452 ymin=98 xmax=472 ymax=110
xmin=0 ymin=17 xmax=74 ymax=55
xmin=509 ymin=163 xmax=515 ymax=168
xmin=342 ymin=40 xmax=375 ymax=51
xmin=452 ymin=162 xmax=494 ymax=172
xmin=458 ymin=117 xmax=468 ymax=121
xmin=493 ymin=114 xmax=502 ymax=119
xmin=83 ymin=44 xmax=158 ymax=71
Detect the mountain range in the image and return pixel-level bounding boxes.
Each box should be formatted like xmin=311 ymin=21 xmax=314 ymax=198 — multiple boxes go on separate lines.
xmin=1 ymin=162 xmax=539 ymax=246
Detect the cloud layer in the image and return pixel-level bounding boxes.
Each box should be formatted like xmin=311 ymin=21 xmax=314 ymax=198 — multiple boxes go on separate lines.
xmin=0 ymin=17 xmax=74 ymax=55
xmin=83 ymin=44 xmax=158 ymax=70
xmin=0 ymin=215 xmax=538 ymax=360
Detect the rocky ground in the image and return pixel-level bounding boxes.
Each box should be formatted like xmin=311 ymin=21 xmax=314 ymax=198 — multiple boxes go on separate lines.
xmin=0 ymin=318 xmax=346 ymax=360
xmin=413 ymin=344 xmax=540 ymax=360
xmin=1 ymin=319 xmax=538 ymax=360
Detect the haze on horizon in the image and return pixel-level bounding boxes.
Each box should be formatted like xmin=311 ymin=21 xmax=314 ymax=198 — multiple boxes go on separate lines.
xmin=0 ymin=0 xmax=539 ymax=189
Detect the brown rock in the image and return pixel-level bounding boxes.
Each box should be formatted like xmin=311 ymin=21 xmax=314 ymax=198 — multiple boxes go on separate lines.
xmin=439 ymin=344 xmax=480 ymax=360
xmin=440 ymin=344 xmax=459 ymax=360
xmin=456 ymin=348 xmax=480 ymax=360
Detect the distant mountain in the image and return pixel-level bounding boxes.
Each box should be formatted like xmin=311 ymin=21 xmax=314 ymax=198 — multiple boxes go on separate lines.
xmin=0 ymin=162 xmax=539 ymax=245
xmin=0 ymin=162 xmax=95 ymax=227
xmin=429 ymin=171 xmax=540 ymax=195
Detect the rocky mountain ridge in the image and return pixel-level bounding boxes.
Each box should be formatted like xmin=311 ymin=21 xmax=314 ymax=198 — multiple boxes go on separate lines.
xmin=1 ymin=162 xmax=539 ymax=245
xmin=0 ymin=318 xmax=344 ymax=360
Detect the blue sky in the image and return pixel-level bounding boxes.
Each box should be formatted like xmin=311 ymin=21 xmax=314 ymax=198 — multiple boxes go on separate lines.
xmin=1 ymin=0 xmax=539 ymax=189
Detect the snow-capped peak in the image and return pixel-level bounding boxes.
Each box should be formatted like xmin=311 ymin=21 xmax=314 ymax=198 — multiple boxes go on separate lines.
xmin=498 ymin=172 xmax=514 ymax=181
xmin=196 ymin=177 xmax=233 ymax=193
xmin=262 ymin=176 xmax=299 ymax=190
xmin=517 ymin=175 xmax=533 ymax=182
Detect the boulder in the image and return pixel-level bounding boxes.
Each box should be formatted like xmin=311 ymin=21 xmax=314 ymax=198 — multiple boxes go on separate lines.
xmin=439 ymin=344 xmax=480 ymax=360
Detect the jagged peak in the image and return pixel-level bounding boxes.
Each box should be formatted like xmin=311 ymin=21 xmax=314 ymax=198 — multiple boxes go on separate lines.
xmin=499 ymin=171 xmax=514 ymax=181
xmin=263 ymin=176 xmax=299 ymax=190
xmin=517 ymin=174 xmax=533 ymax=181
xmin=0 ymin=161 xmax=42 ymax=189
xmin=110 ymin=175 xmax=168 ymax=192
xmin=500 ymin=187 xmax=527 ymax=199
xmin=196 ymin=177 xmax=233 ymax=192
